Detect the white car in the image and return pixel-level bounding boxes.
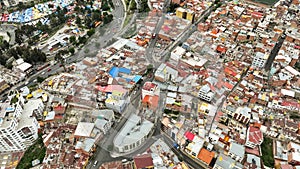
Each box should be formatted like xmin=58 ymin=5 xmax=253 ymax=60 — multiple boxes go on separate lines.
xmin=93 ymin=161 xmax=98 ymax=167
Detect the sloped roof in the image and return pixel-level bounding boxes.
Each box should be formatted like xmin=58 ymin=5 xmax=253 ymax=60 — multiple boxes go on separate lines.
xmin=134 ymin=154 xmax=153 ymax=169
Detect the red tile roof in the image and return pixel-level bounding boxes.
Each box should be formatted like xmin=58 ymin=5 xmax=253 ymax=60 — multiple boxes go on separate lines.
xmin=134 ymin=154 xmax=153 ymax=169
xmin=245 ymin=146 xmax=260 ymax=156
xmin=281 ymin=101 xmax=300 ymax=109
xmin=216 ymin=45 xmax=227 ymax=53
xmin=224 ymin=82 xmax=234 ymax=90
xmin=248 ymin=126 xmax=263 ymax=145
xmin=100 ymin=161 xmax=124 ymax=169
xmin=143 ymin=82 xmax=157 ymax=91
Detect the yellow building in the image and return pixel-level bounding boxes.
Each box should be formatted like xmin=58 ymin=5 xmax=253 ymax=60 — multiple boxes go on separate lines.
xmin=176 ymin=7 xmax=195 ymax=23
xmin=186 ymin=10 xmax=195 ymax=22
xmin=176 ymin=7 xmax=185 ymax=18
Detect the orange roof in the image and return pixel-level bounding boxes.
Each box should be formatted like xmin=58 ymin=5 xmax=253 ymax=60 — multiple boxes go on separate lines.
xmin=137 ymin=40 xmax=147 ymax=46
xmin=219 ymin=10 xmax=226 ymax=15
xmin=39 ymin=121 xmax=44 ymax=127
xmin=197 ymin=148 xmax=215 ymax=165
xmin=142 ymin=95 xmax=159 ymax=109
xmin=224 ymin=67 xmax=237 ymax=76
xmin=224 ymin=82 xmax=234 ymax=90
xmin=253 ymin=122 xmax=262 ymax=129
xmin=216 ymin=45 xmax=227 ymax=53
xmin=211 ymin=28 xmax=218 ymax=35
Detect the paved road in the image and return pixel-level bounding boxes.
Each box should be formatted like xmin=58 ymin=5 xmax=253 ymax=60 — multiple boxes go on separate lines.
xmin=144 ymin=0 xmax=171 ymax=68
xmin=159 ymin=7 xmax=213 ymax=61
xmin=0 ymin=0 xmax=126 ymax=100
xmin=86 ymin=83 xmax=144 ymax=169
xmin=71 ymin=0 xmax=125 ymax=63
xmin=162 ymin=133 xmax=206 ymax=169
xmin=264 ymin=34 xmax=286 ymax=71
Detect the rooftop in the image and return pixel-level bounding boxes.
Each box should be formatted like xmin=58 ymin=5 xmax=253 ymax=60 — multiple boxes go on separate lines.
xmin=143 ymin=82 xmax=157 ymax=91
xmin=114 ymin=114 xmax=154 ymax=148
xmin=197 ymin=148 xmax=215 ymax=165
xmin=74 ymin=122 xmax=94 ymax=137
xmin=134 ymin=154 xmax=154 ymax=169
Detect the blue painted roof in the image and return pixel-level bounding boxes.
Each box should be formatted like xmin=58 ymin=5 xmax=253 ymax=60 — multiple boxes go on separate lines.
xmin=109 ymin=67 xmax=131 ymax=78
xmin=133 ymin=75 xmax=142 ymax=83
xmin=109 ymin=67 xmax=119 ymax=78
xmin=119 ymin=67 xmax=131 ymax=74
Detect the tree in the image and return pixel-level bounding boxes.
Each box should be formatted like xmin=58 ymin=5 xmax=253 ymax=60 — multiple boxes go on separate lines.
xmin=75 ymin=16 xmax=81 ymax=25
xmin=87 ymin=29 xmax=95 ymax=37
xmin=129 ymin=0 xmax=137 ymax=11
xmin=84 ymin=17 xmax=92 ymax=28
xmin=147 ymin=64 xmax=153 ymax=71
xmin=92 ymin=11 xmax=101 ymax=22
xmin=74 ymin=6 xmax=80 ymax=12
xmin=0 ymin=54 xmax=7 ymax=66
xmin=109 ymin=0 xmax=114 ymax=9
xmin=103 ymin=14 xmax=113 ymax=24
xmin=167 ymin=3 xmax=180 ymax=12
xmin=84 ymin=48 xmax=90 ymax=53
xmin=95 ymin=42 xmax=100 ymax=48
xmin=101 ymin=2 xmax=110 ymax=11
xmin=139 ymin=0 xmax=150 ymax=12
xmin=54 ymin=53 xmax=66 ymax=71
xmin=69 ymin=36 xmax=76 ymax=44
xmin=78 ymin=36 xmax=87 ymax=44
xmin=69 ymin=47 xmax=75 ymax=55
xmin=36 ymin=76 xmax=45 ymax=83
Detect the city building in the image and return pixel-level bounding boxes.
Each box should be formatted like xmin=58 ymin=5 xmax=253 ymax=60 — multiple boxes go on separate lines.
xmin=252 ymin=52 xmax=269 ymax=68
xmin=213 ymin=153 xmax=243 ymax=169
xmin=13 ymin=58 xmax=32 ymax=75
xmin=114 ymin=114 xmax=154 ymax=153
xmin=287 ymin=142 xmax=300 ymax=166
xmin=245 ymin=126 xmax=263 ymax=149
xmin=133 ymin=154 xmax=154 ymax=169
xmin=176 ymin=7 xmax=195 ymax=23
xmin=142 ymin=82 xmax=160 ymax=100
xmin=0 ymin=78 xmax=10 ymax=94
xmin=92 ymin=109 xmax=115 ymax=134
xmin=228 ymin=142 xmax=245 ymax=162
xmin=198 ymin=84 xmax=215 ymax=102
xmin=0 ymin=95 xmax=43 ymax=152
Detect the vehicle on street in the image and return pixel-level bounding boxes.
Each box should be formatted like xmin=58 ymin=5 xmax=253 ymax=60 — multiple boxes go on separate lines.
xmin=47 ymin=68 xmax=52 ymax=72
xmin=152 ymin=33 xmax=156 ymax=39
xmin=93 ymin=161 xmax=98 ymax=167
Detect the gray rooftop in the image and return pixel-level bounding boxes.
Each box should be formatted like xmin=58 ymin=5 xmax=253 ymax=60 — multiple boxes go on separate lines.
xmin=114 ymin=114 xmax=154 ymax=148
xmin=229 ymin=142 xmax=245 ymax=158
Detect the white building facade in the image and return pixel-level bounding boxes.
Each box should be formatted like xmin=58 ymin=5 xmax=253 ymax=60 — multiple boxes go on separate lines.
xmin=0 ymin=96 xmax=43 ymax=152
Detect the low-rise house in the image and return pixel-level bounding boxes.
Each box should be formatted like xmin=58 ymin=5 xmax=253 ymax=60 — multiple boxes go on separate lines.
xmin=245 ymin=126 xmax=263 ymax=149
xmin=228 ymin=142 xmax=245 ymax=162
xmin=213 ymin=153 xmax=243 ymax=169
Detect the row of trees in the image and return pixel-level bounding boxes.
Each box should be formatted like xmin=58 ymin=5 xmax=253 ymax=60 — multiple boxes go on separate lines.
xmin=15 ymin=6 xmax=70 ymax=45
xmin=0 ymin=46 xmax=47 ymax=68
xmin=139 ymin=0 xmax=150 ymax=12
xmin=74 ymin=0 xmax=114 ymax=29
